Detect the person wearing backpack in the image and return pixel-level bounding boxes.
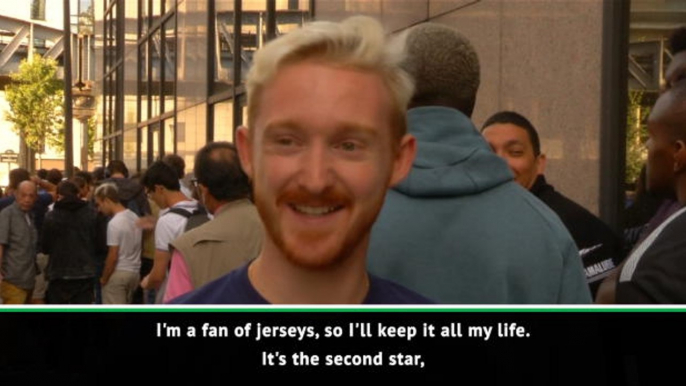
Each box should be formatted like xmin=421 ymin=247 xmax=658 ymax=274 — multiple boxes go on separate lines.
xmin=103 ymin=160 xmax=151 ymax=218
xmin=164 ymin=142 xmax=263 ymax=302
xmin=139 ymin=161 xmax=203 ymax=303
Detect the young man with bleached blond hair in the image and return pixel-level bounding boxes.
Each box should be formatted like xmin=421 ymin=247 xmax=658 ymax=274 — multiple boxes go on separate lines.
xmin=173 ymin=16 xmax=431 ymax=304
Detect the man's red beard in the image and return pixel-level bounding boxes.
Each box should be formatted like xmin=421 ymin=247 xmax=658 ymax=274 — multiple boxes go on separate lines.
xmin=254 ymin=184 xmax=382 ymax=270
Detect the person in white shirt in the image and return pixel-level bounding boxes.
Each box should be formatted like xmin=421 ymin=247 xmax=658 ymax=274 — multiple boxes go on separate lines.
xmin=95 ymin=183 xmax=142 ymax=304
xmin=139 ymin=161 xmax=201 ymax=302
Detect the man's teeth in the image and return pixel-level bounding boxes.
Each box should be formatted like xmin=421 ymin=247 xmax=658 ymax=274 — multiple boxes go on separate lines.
xmin=293 ymin=205 xmax=338 ymax=215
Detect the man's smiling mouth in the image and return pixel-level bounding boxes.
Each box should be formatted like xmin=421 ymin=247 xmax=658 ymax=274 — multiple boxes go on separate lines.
xmin=290 ymin=204 xmax=344 ymax=216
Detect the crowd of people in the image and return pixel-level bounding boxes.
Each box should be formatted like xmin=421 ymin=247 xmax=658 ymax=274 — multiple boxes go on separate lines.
xmin=0 ymin=17 xmax=684 ymax=305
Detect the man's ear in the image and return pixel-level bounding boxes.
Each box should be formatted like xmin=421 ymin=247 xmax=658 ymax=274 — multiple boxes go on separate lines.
xmin=236 ymin=126 xmax=253 ymax=179
xmin=389 ymin=134 xmax=417 ymax=187
xmin=673 ymin=140 xmax=686 ymax=172
xmin=536 ymin=153 xmax=547 ymax=175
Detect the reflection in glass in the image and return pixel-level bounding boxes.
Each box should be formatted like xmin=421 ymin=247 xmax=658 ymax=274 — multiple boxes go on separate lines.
xmin=151 ymin=123 xmax=161 ymax=161
xmin=213 ymin=100 xmax=234 ymax=142
xmin=140 ymin=126 xmax=149 ymax=169
xmin=141 ymin=0 xmax=149 ymax=36
xmin=176 ymin=104 xmax=206 ymax=168
xmin=163 ymin=16 xmax=176 ymax=114
xmin=125 ymin=0 xmax=139 ymax=37
xmin=165 ymin=119 xmax=175 ymax=155
xmin=151 ymin=29 xmax=162 ymax=117
xmin=153 ymin=0 xmax=163 ymax=18
xmin=124 ymin=128 xmax=137 ymax=168
xmin=215 ymin=10 xmax=235 ymax=90
xmin=213 ymin=5 xmax=311 ymax=91
xmin=139 ymin=44 xmax=149 ymax=120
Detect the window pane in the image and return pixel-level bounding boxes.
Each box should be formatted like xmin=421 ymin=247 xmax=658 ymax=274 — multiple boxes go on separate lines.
xmin=163 ymin=16 xmax=176 ymax=113
xmin=151 ymin=29 xmax=162 ymax=118
xmin=164 ymin=119 xmax=175 ymax=155
xmin=139 ymin=43 xmax=149 ymax=120
xmin=124 ymin=128 xmax=137 ymax=170
xmin=215 ymin=7 xmax=235 ymax=91
xmin=176 ymin=104 xmax=206 ymax=171
xmin=31 ymin=0 xmax=46 ymax=20
xmin=213 ymin=100 xmax=234 ymax=142
xmin=140 ymin=126 xmax=149 ymax=169
xmin=151 ymin=123 xmax=161 ymax=161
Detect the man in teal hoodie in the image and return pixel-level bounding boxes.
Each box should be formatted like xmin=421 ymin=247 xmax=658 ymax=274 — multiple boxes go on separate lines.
xmin=367 ymin=23 xmax=591 ymax=304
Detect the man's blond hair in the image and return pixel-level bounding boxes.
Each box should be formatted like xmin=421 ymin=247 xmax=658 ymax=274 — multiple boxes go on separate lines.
xmin=246 ymin=16 xmax=414 ymax=139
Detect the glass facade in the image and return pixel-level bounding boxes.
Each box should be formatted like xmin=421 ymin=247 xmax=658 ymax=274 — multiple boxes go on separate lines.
xmin=95 ymin=0 xmax=311 ymax=173
xmin=93 ymin=0 xmax=655 ymax=224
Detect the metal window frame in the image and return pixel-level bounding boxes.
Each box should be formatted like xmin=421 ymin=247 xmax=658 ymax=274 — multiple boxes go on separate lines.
xmin=600 ymin=0 xmax=630 ymax=231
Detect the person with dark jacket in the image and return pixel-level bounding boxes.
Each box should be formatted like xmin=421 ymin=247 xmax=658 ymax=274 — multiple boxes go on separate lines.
xmin=41 ymin=181 xmax=100 ymax=304
xmin=482 ymin=111 xmax=622 ymax=296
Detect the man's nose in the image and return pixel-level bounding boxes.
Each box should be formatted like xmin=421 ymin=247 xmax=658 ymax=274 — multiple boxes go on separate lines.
xmin=297 ymin=143 xmax=333 ymax=194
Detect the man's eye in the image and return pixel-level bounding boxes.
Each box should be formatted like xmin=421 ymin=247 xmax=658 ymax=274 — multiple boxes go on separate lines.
xmin=339 ymin=141 xmax=357 ymax=151
xmin=509 ymin=150 xmax=524 ymax=157
xmin=276 ymin=137 xmax=295 ymax=146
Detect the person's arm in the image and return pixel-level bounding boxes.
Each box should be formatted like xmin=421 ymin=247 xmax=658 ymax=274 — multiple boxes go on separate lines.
xmin=141 ymin=216 xmax=175 ymax=290
xmin=31 ymin=176 xmax=57 ymax=201
xmin=141 ymin=249 xmax=170 ymax=290
xmin=100 ymin=245 xmax=119 ymax=285
xmin=163 ymin=249 xmax=194 ymax=302
xmin=101 ymin=217 xmax=121 ymax=286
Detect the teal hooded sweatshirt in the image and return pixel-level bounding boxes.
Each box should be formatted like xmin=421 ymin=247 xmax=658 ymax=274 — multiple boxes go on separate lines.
xmin=368 ymin=107 xmax=591 ymax=304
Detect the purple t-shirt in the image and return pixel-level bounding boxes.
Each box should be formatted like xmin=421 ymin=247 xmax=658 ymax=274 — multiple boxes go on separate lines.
xmin=170 ymin=263 xmax=433 ymax=305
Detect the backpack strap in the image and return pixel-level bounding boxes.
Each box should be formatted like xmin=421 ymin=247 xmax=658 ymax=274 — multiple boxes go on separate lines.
xmin=165 ymin=207 xmax=192 ymax=218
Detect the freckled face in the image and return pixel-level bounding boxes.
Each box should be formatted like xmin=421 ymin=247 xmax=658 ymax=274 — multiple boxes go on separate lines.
xmin=237 ymin=61 xmax=414 ymax=269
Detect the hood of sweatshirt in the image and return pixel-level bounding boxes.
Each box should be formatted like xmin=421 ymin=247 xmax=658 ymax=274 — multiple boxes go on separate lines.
xmin=54 ymin=196 xmax=88 ymax=212
xmin=393 ymin=106 xmax=514 ymax=197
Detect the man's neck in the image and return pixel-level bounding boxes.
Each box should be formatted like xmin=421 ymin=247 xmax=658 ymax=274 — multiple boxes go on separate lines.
xmin=248 ymin=238 xmax=370 ymax=304
xmin=111 ymin=173 xmax=126 ymax=179
xmin=209 ymin=198 xmax=242 ymax=215
xmin=167 ymin=191 xmax=192 ymax=208
xmin=112 ymin=203 xmax=126 ymax=215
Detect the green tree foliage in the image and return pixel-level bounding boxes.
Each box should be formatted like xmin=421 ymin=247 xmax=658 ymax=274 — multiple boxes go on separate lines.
xmin=5 ymin=55 xmax=65 ymax=155
xmin=625 ymin=90 xmax=650 ymax=185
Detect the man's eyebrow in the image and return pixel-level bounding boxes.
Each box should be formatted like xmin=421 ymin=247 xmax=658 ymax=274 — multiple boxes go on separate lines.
xmin=504 ymin=139 xmax=526 ymax=148
xmin=263 ymin=120 xmax=301 ymax=134
xmin=262 ymin=120 xmax=380 ymax=138
xmin=333 ymin=123 xmax=380 ymax=138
